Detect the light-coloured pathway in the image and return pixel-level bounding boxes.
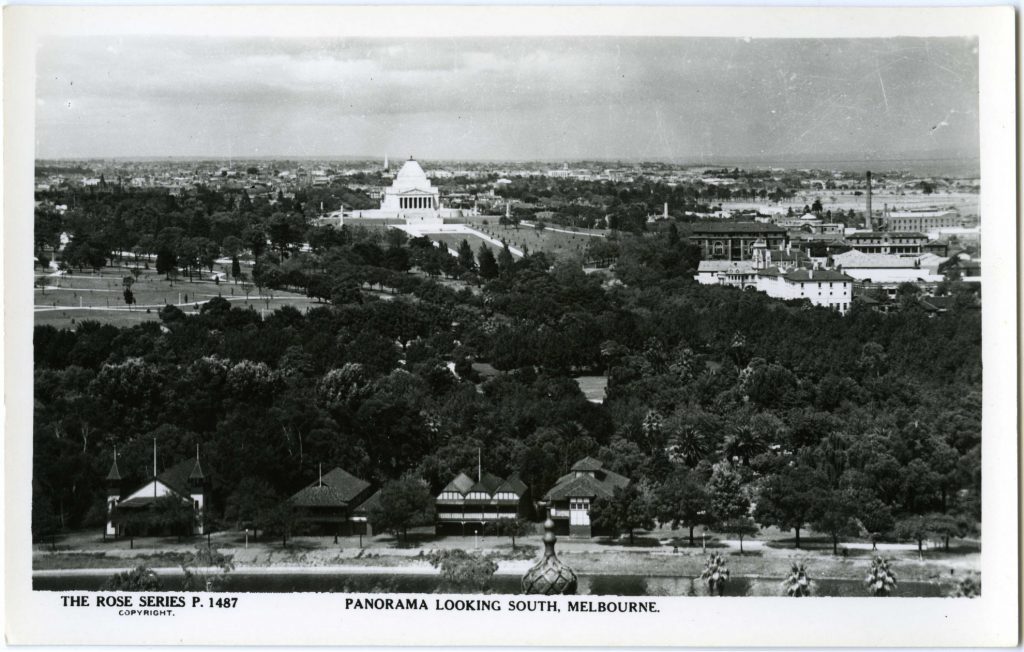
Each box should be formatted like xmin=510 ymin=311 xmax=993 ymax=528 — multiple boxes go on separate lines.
xmin=391 ymin=223 xmax=525 ymax=258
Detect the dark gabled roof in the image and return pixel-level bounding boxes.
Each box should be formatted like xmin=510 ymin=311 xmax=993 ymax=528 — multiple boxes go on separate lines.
xmin=784 ymin=269 xmax=854 ymax=283
xmin=353 ymin=489 xmax=381 ymax=514
xmin=289 ymin=485 xmax=355 ymax=508
xmin=571 ymin=456 xmax=604 ymax=472
xmin=470 ymin=472 xmax=504 ymax=495
xmin=442 ymin=472 xmax=476 ymax=495
xmin=600 ymin=468 xmax=630 ymax=491
xmin=920 ymin=296 xmax=952 ymax=311
xmin=157 ymin=459 xmax=202 ymax=496
xmin=289 ymin=467 xmax=371 ymax=508
xmin=544 ymin=472 xmax=629 ymax=501
xmin=545 ymin=474 xmax=609 ymax=500
xmin=106 ymin=457 xmax=122 ymax=482
xmin=545 ymin=459 xmax=630 ymax=501
xmin=773 ymin=249 xmax=810 ymax=262
xmin=689 ymin=221 xmax=787 ymax=235
xmin=496 ymin=475 xmax=527 ymax=495
xmin=321 ymin=468 xmax=371 ymax=499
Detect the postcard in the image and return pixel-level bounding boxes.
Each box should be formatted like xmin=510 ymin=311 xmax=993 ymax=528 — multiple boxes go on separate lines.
xmin=4 ymin=4 xmax=1017 ymax=647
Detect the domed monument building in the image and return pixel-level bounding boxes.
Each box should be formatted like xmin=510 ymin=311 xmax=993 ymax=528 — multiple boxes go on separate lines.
xmin=344 ymin=156 xmax=468 ymax=226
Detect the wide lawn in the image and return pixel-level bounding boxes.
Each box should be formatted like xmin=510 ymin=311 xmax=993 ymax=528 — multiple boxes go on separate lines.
xmin=34 ymin=265 xmax=320 ymax=328
xmin=469 ymin=224 xmax=600 ymax=262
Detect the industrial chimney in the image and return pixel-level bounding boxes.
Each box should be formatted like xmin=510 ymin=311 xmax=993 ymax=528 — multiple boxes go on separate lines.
xmin=865 ymin=171 xmax=873 ymax=231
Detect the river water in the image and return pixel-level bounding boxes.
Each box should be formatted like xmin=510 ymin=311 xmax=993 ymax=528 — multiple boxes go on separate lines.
xmin=33 ymin=572 xmax=949 ymax=597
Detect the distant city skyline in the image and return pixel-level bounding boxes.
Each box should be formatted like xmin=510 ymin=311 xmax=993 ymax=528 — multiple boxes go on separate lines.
xmin=37 ymin=37 xmax=979 ymax=163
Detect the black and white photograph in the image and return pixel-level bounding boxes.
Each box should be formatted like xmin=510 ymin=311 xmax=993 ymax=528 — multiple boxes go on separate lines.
xmin=4 ymin=5 xmax=1017 ymax=647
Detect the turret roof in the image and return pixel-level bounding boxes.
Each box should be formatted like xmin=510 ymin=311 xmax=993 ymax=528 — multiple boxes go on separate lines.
xmin=105 ymin=457 xmax=122 ymax=482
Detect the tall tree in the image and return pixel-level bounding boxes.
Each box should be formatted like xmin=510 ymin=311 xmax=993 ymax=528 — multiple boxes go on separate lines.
xmin=809 ymin=486 xmax=863 ymax=555
xmin=456 ymin=239 xmax=476 ymax=271
xmin=497 ymin=241 xmax=515 ymax=275
xmin=755 ymin=461 xmax=820 ymax=548
xmin=369 ymin=476 xmax=435 ymax=543
xmin=655 ymin=468 xmax=710 ymax=546
xmin=477 ymin=244 xmax=499 ymax=280
xmin=589 ymin=483 xmax=655 ymax=545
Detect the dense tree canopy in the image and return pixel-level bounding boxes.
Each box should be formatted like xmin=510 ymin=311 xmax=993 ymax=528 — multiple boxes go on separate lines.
xmin=32 ymin=184 xmax=982 ymax=548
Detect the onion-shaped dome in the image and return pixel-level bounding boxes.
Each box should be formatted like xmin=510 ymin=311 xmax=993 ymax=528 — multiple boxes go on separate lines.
xmin=522 ymin=516 xmax=577 ymax=595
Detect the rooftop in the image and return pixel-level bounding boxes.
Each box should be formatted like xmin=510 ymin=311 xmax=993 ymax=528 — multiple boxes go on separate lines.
xmin=697 ymin=260 xmax=755 ymax=273
xmin=441 ymin=471 xmax=527 ymax=498
xmin=545 ymin=457 xmax=630 ymax=501
xmin=442 ymin=472 xmax=476 ymax=495
xmin=846 ymin=231 xmax=927 ymax=240
xmin=571 ymin=456 xmax=604 ymax=472
xmin=784 ymin=269 xmax=855 ymax=283
xmin=156 ymin=458 xmax=209 ymax=496
xmin=833 ymin=251 xmax=919 ymax=268
xmin=289 ymin=467 xmax=372 ymax=508
xmin=690 ymin=221 xmax=787 ymax=234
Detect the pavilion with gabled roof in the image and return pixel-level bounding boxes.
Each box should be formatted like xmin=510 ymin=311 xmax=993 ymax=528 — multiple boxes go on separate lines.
xmin=543 ymin=456 xmax=630 ymax=538
xmin=287 ymin=466 xmax=379 ymax=536
xmin=104 ymin=446 xmax=208 ymax=538
xmin=435 ymin=469 xmax=530 ymax=535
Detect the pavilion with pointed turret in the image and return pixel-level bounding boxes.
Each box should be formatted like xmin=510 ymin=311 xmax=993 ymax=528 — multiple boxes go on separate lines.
xmin=104 ymin=447 xmax=208 ymax=537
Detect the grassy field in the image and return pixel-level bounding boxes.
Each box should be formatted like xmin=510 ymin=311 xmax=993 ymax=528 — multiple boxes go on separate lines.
xmin=34 ymin=265 xmax=320 ymax=328
xmin=426 ymin=233 xmax=506 ymax=258
xmin=575 ymin=375 xmax=608 ymax=403
xmin=469 ymin=224 xmax=602 ymax=262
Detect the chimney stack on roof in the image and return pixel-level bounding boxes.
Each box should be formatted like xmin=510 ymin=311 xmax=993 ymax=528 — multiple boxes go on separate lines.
xmin=865 ymin=171 xmax=873 ymax=231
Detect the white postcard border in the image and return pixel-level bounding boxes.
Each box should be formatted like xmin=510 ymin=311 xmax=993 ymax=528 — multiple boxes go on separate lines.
xmin=3 ymin=5 xmax=1018 ymax=647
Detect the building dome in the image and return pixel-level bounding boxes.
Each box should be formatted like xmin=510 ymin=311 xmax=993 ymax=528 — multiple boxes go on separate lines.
xmin=395 ymin=159 xmax=428 ymax=186
xmin=521 ymin=516 xmax=577 ymax=595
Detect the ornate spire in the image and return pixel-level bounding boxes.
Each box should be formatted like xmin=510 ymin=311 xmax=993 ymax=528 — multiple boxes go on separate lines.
xmin=105 ymin=448 xmax=122 ymax=482
xmin=522 ymin=511 xmax=577 ymax=595
xmin=189 ymin=444 xmax=204 ymax=480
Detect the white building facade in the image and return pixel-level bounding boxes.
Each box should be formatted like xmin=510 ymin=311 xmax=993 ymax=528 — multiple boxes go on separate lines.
xmin=344 ymin=157 xmax=468 ymax=226
xmin=756 ymin=268 xmax=854 ymax=314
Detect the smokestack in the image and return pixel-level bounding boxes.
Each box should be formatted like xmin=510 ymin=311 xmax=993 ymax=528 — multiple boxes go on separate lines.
xmin=865 ymin=171 xmax=873 ymax=231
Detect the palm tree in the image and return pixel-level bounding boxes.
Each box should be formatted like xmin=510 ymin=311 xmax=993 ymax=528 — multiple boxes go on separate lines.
xmin=700 ymin=553 xmax=730 ymax=596
xmin=781 ymin=562 xmax=812 ymax=597
xmin=666 ymin=425 xmax=708 ymax=467
xmin=865 ymin=557 xmax=898 ymax=596
xmin=722 ymin=424 xmax=767 ymax=466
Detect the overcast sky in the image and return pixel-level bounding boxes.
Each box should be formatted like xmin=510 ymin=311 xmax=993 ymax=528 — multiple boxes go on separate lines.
xmin=36 ymin=37 xmax=979 ymax=162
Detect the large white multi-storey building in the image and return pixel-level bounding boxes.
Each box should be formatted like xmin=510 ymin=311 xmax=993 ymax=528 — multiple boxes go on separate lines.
xmin=754 ymin=267 xmax=854 ymax=314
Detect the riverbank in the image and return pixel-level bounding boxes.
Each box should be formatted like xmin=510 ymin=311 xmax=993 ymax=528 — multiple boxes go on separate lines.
xmin=33 ymin=544 xmax=978 ymax=584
